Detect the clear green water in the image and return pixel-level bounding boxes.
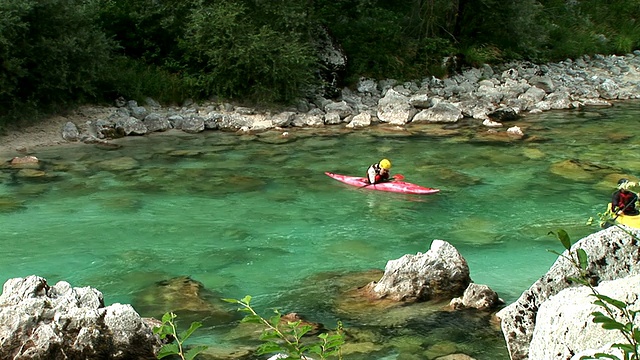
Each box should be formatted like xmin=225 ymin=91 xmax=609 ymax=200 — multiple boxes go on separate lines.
xmin=2 ymin=102 xmax=640 ymax=359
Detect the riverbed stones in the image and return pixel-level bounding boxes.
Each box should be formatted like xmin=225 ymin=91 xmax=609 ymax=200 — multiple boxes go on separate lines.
xmin=9 ymin=155 xmax=39 ymax=167
xmin=142 ymin=113 xmax=171 ymax=132
xmin=377 ymin=88 xmax=414 ymax=125
xmin=449 ymin=283 xmax=503 ymax=311
xmin=62 ymin=121 xmax=80 ymax=141
xmin=131 ymin=276 xmax=238 ymax=326
xmin=346 ymin=112 xmax=371 ymax=128
xmin=412 ymin=101 xmax=463 ymax=123
xmin=549 ymin=158 xmax=614 ymax=182
xmin=0 ymin=197 xmax=26 ymax=213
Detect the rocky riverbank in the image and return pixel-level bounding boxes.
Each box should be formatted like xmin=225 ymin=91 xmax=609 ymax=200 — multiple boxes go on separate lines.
xmin=3 ymin=51 xmax=640 ymax=158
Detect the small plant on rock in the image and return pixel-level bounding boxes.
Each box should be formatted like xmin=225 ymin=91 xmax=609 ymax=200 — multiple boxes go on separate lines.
xmin=153 ymin=312 xmax=208 ymax=360
xmin=223 ymin=295 xmax=345 ymax=359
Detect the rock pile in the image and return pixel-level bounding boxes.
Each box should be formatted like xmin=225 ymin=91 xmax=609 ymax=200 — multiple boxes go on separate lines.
xmin=61 ymin=52 xmax=640 ymax=143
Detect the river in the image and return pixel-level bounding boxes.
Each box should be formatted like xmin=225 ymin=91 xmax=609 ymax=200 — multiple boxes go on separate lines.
xmin=2 ymin=101 xmax=640 ymax=359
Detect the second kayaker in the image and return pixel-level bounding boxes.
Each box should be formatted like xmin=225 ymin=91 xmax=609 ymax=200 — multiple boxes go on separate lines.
xmin=612 ymin=178 xmax=640 ymax=216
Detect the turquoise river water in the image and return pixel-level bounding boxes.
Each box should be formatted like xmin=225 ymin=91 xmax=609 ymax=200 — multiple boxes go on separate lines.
xmin=2 ymin=101 xmax=640 ymax=359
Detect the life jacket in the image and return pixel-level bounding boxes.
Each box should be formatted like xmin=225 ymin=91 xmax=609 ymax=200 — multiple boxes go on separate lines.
xmin=617 ymin=191 xmax=636 ymax=210
xmin=366 ymin=163 xmax=389 ymax=184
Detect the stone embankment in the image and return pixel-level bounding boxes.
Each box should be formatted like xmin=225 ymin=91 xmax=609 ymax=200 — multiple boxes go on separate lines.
xmin=58 ymin=51 xmax=640 ymax=146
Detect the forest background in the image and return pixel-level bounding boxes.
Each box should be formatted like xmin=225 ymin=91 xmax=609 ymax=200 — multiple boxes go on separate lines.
xmin=1 ymin=0 xmax=639 ymax=128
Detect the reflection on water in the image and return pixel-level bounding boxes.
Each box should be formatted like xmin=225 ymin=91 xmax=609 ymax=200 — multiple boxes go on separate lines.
xmin=2 ymin=102 xmax=640 ymax=359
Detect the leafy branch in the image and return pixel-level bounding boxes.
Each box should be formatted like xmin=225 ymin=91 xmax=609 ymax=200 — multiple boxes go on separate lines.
xmin=222 ymin=295 xmax=345 ymax=360
xmin=153 ymin=312 xmax=208 ymax=360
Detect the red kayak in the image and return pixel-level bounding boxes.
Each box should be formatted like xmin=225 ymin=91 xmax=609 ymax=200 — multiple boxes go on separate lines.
xmin=325 ymin=172 xmax=440 ymax=195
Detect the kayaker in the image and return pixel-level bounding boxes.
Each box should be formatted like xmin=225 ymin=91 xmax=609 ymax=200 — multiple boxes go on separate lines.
xmin=612 ymin=178 xmax=640 ymax=216
xmin=366 ymin=159 xmax=392 ymax=184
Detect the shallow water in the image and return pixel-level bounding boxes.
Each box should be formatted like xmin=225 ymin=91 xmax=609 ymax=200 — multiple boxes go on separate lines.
xmin=2 ymin=101 xmax=640 ymax=359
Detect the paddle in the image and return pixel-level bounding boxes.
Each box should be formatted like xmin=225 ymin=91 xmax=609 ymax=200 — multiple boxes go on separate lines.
xmin=359 ymin=174 xmax=405 ymax=189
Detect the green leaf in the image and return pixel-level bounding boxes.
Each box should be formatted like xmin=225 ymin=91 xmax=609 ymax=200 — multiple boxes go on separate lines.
xmin=601 ymin=321 xmax=625 ymax=331
xmin=221 ymin=298 xmax=241 ymax=304
xmin=269 ymin=314 xmax=282 ymax=328
xmin=156 ymin=343 xmax=180 ymax=359
xmin=325 ymin=337 xmax=346 ymax=348
xmin=161 ymin=312 xmax=175 ymax=323
xmin=286 ymin=320 xmax=302 ymax=328
xmin=179 ymin=321 xmax=203 ymax=341
xmin=154 ymin=325 xmax=174 ymax=338
xmin=586 ymin=353 xmax=622 ymax=359
xmin=240 ymin=314 xmax=263 ymax=324
xmin=305 ymin=344 xmax=323 ymax=355
xmin=259 ymin=329 xmax=280 ymax=340
xmin=594 ymin=294 xmax=628 ymax=310
xmin=577 ymin=248 xmax=588 ymax=270
xmin=185 ymin=345 xmax=209 ymax=360
xmin=296 ymin=325 xmax=313 ymax=338
xmin=256 ymin=341 xmax=284 ymax=355
xmin=555 ymin=229 xmax=572 ymax=250
xmin=633 ymin=328 xmax=640 ymax=342
xmin=612 ymin=343 xmax=637 ymax=353
xmin=240 ymin=295 xmax=252 ymax=305
xmin=592 ymin=312 xmax=614 ymax=324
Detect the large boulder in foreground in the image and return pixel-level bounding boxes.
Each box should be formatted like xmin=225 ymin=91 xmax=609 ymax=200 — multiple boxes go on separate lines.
xmin=364 ymin=240 xmax=471 ymax=302
xmin=529 ymin=274 xmax=640 ymax=360
xmin=0 ymin=275 xmax=161 ymax=360
xmin=496 ymin=226 xmax=640 ymax=360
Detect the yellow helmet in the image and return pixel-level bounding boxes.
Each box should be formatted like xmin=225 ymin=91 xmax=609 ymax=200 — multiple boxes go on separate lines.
xmin=379 ymin=159 xmax=391 ymax=170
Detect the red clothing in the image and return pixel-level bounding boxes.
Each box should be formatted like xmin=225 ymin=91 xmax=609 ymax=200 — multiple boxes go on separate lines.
xmin=366 ymin=163 xmax=390 ymax=184
xmin=612 ymin=189 xmax=639 ymax=215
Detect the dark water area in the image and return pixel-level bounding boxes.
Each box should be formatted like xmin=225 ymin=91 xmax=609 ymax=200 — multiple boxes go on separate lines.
xmin=2 ymin=101 xmax=640 ymax=359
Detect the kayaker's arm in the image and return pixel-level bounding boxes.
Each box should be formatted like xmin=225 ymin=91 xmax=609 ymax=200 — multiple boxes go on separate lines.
xmin=612 ymin=191 xmax=621 ymax=213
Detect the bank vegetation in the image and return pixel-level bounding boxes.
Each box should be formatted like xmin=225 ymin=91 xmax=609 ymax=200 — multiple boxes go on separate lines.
xmin=1 ymin=0 xmax=639 ymax=127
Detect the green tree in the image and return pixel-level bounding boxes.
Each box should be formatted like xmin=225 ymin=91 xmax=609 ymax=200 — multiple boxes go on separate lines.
xmin=97 ymin=0 xmax=194 ymax=69
xmin=453 ymin=0 xmax=547 ymax=61
xmin=180 ymin=0 xmax=318 ymax=103
xmin=0 ymin=0 xmax=115 ymax=116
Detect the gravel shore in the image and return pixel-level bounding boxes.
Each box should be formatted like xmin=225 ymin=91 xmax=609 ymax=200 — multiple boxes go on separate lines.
xmin=0 ymin=106 xmax=114 ymax=157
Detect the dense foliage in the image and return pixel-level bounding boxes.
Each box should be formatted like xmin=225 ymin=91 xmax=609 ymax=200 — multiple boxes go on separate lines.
xmin=1 ymin=0 xmax=639 ymax=125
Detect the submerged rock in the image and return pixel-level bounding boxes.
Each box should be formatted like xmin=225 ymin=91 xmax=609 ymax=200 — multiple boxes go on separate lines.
xmin=9 ymin=155 xmax=39 ymax=168
xmin=0 ymin=197 xmax=27 ymax=213
xmin=132 ymin=276 xmax=238 ymax=326
xmin=449 ymin=283 xmax=504 ymax=311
